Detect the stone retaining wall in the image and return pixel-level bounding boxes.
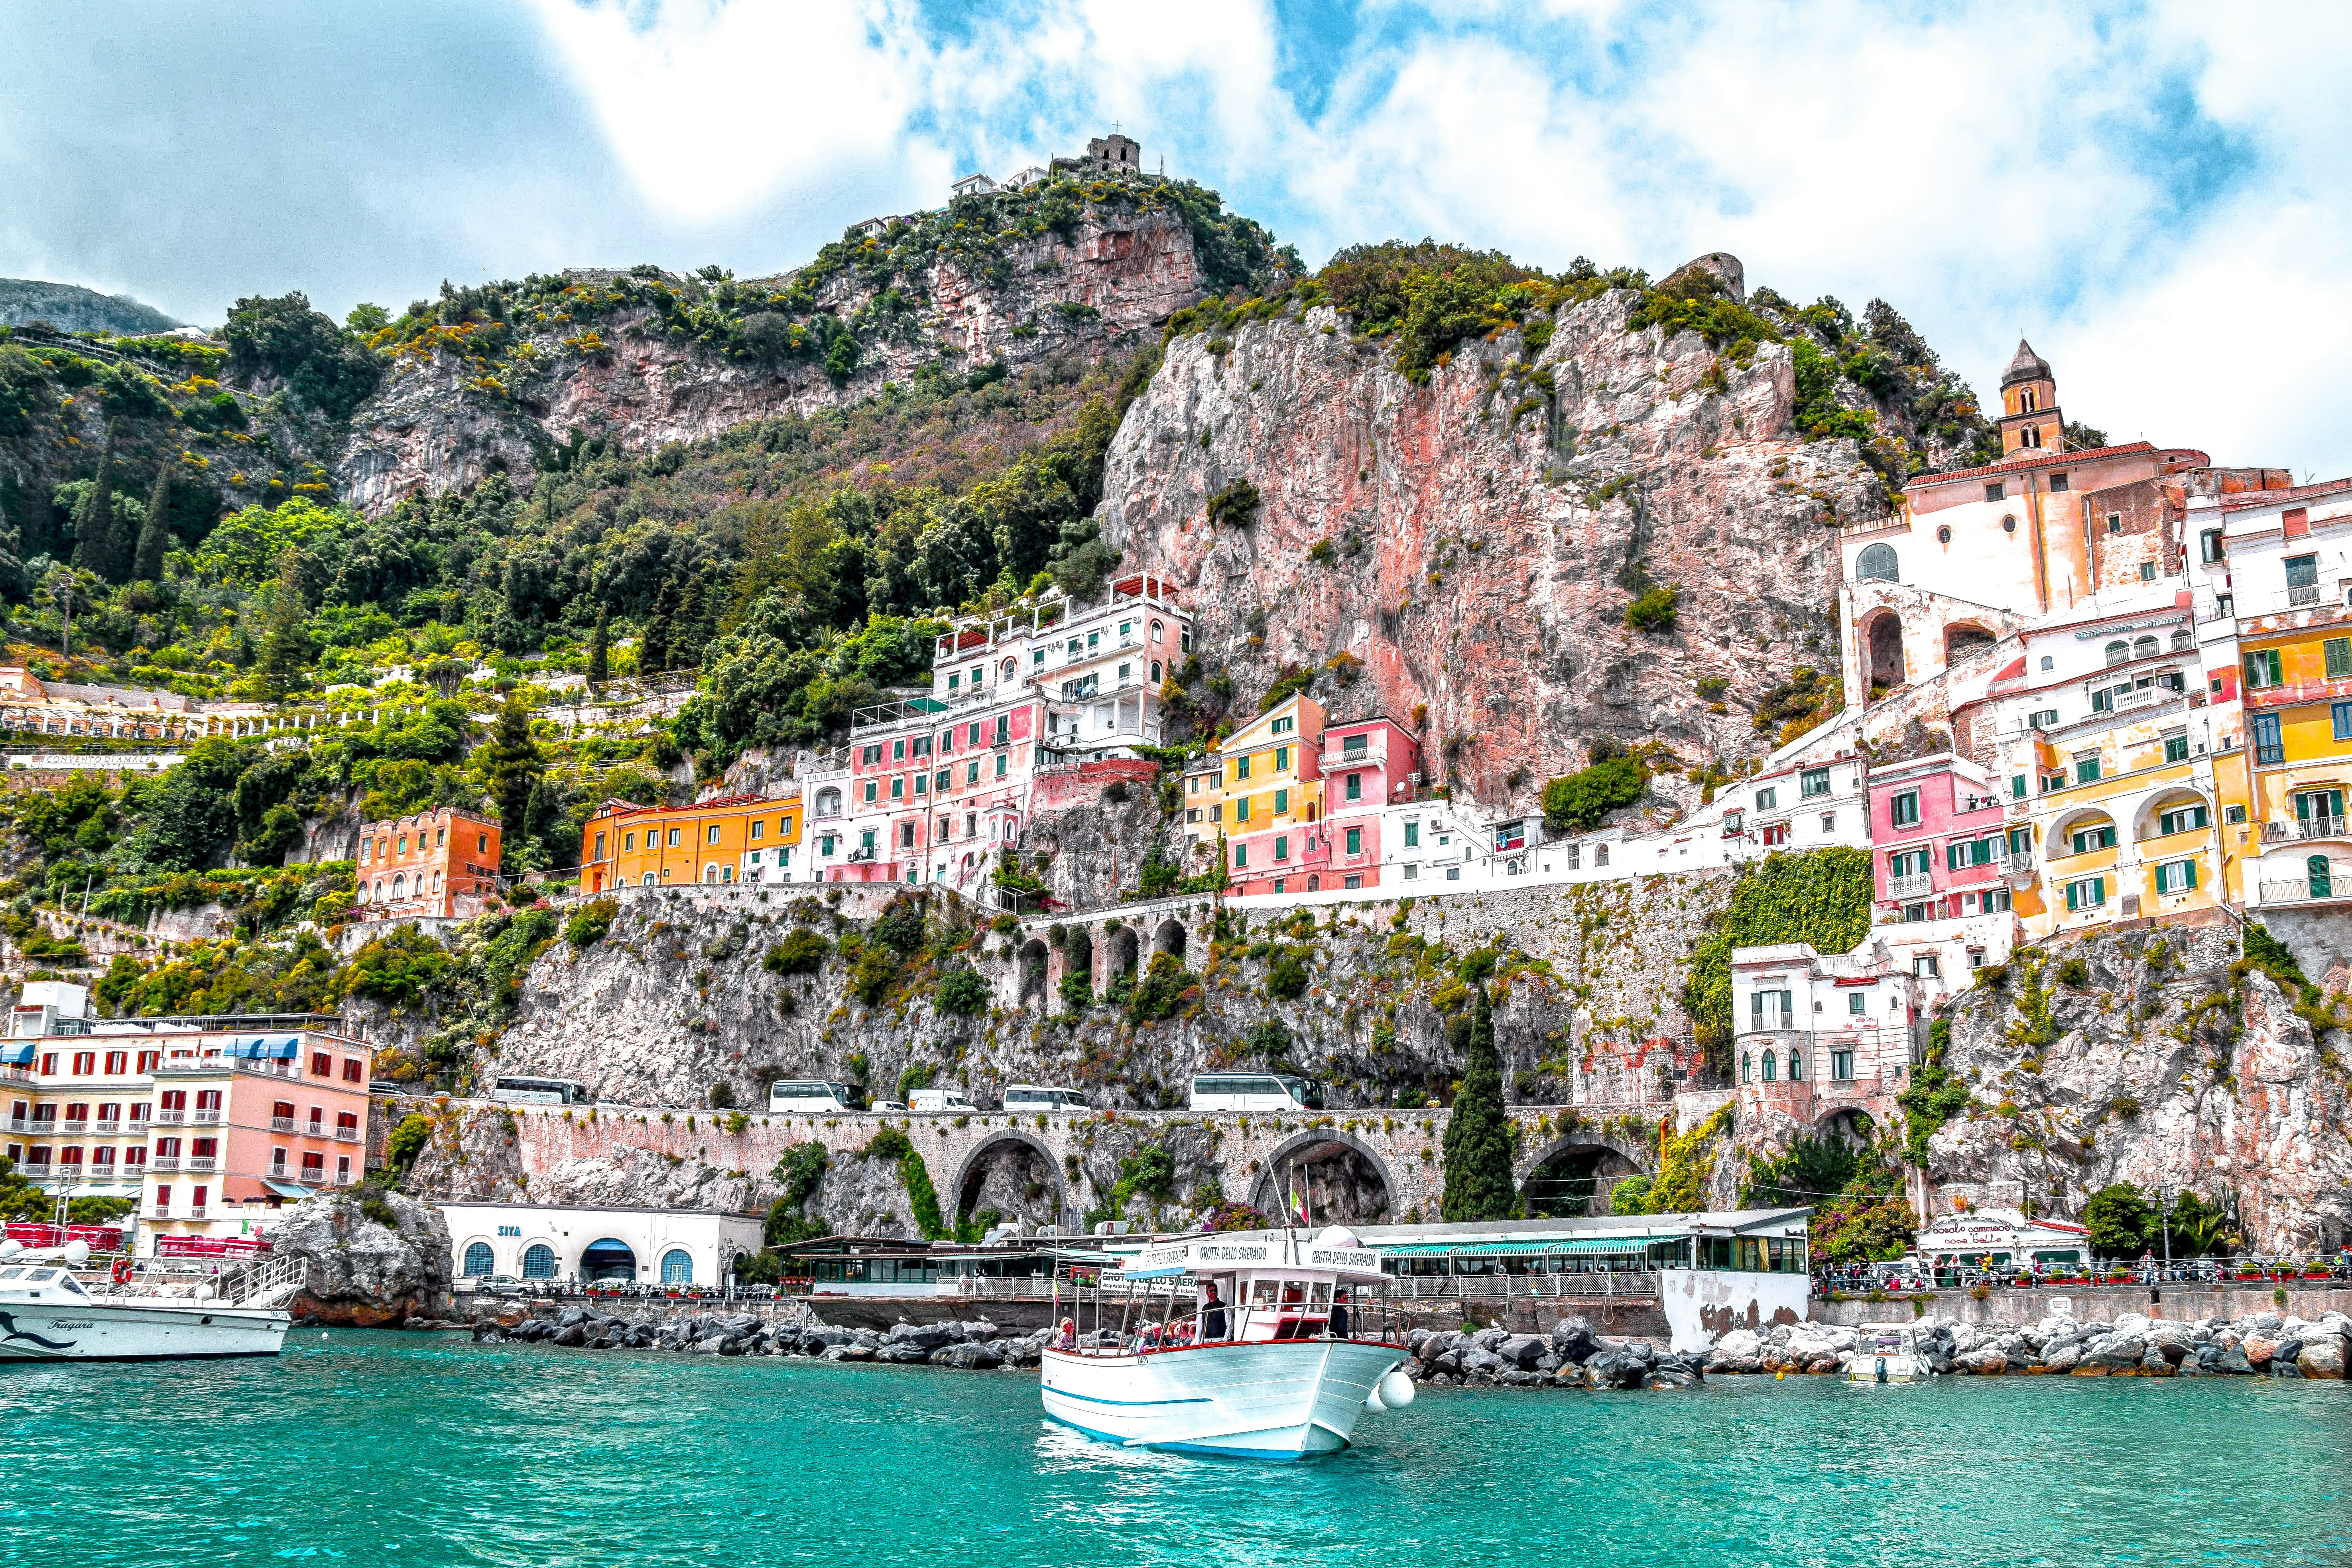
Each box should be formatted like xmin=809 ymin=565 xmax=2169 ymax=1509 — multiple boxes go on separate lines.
xmin=1811 ymin=1281 xmax=2352 ymax=1328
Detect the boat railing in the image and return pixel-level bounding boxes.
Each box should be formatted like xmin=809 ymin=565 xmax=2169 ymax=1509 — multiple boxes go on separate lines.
xmin=1368 ymin=1271 xmax=1662 ymax=1302
xmin=1048 ymin=1263 xmax=1411 ymax=1355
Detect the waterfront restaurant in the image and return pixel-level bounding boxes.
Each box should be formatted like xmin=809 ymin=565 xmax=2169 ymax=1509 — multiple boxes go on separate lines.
xmin=1354 ymin=1210 xmax=1813 ymax=1284
xmin=779 ymin=1235 xmax=1061 ymax=1296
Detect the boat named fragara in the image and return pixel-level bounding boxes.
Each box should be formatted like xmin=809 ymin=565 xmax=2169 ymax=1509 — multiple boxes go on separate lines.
xmin=0 ymin=1240 xmax=298 ymax=1362
xmin=1039 ymin=1225 xmax=1415 ymax=1460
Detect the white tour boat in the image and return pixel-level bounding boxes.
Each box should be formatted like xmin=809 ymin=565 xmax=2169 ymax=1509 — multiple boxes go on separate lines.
xmin=1849 ymin=1322 xmax=1925 ymax=1383
xmin=0 ymin=1240 xmax=300 ymax=1363
xmin=1040 ymin=1225 xmax=1415 ymax=1460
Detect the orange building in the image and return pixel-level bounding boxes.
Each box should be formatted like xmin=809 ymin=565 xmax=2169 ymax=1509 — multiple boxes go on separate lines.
xmin=580 ymin=791 xmax=804 ymax=891
xmin=354 ymin=808 xmax=502 ymax=921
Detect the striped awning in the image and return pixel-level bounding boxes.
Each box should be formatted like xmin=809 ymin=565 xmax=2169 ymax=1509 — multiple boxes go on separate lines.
xmin=1380 ymin=1235 xmax=1674 ymax=1258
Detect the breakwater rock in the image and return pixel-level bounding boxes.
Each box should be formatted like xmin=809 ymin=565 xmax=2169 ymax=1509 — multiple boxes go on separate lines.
xmin=275 ymin=1190 xmax=454 ymax=1328
xmin=1401 ymin=1317 xmax=1705 ymax=1391
xmin=474 ymin=1304 xmax=1051 ymax=1367
xmin=1705 ymin=1309 xmax=2352 ymax=1378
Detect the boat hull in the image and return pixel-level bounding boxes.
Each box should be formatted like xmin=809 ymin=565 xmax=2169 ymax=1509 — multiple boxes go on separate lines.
xmin=1041 ymin=1340 xmax=1403 ymax=1460
xmin=0 ymin=1299 xmax=290 ymax=1362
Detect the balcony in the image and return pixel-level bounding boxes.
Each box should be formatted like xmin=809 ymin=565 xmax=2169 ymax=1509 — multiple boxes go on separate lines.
xmin=192 ymin=1108 xmax=222 ymax=1124
xmin=268 ymin=1164 xmax=288 ymax=1181
xmin=2289 ymin=584 xmax=2322 ymax=608
xmin=3 ymin=1117 xmax=22 ymax=1134
xmin=2261 ymin=877 xmax=2346 ymax=906
xmin=305 ymin=1124 xmax=327 ymax=1140
xmin=2295 ymin=815 xmax=2347 ymax=840
xmin=2006 ymin=852 xmax=2035 ymax=875
xmin=299 ymin=1169 xmax=328 ymax=1186
xmin=149 ymin=1156 xmax=179 ymax=1172
xmin=185 ymin=1206 xmax=207 ymax=1221
xmin=94 ymin=1119 xmax=120 ymax=1135
xmin=60 ymin=1118 xmax=87 ymax=1135
xmin=270 ymin=1116 xmax=295 ymax=1132
xmin=334 ymin=1170 xmax=358 ymax=1186
xmin=185 ymin=1157 xmax=216 ymax=1172
xmin=335 ymin=1127 xmax=360 ymax=1142
xmin=153 ymin=1108 xmax=185 ymax=1124
xmin=1887 ymin=871 xmax=1935 ymax=899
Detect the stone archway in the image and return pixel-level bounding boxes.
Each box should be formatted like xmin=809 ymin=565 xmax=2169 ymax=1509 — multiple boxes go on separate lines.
xmin=1944 ymin=622 xmax=1997 ymax=664
xmin=1519 ymin=1135 xmax=1651 ymax=1218
xmin=1017 ymin=938 xmax=1049 ymax=1009
xmin=1151 ymin=917 xmax=1188 ymax=964
xmin=952 ymin=1130 xmax=1067 ymax=1232
xmin=1864 ymin=610 xmax=1905 ymax=693
xmin=1103 ymin=923 xmax=1139 ymax=985
xmin=1247 ymin=1129 xmax=1396 ymax=1225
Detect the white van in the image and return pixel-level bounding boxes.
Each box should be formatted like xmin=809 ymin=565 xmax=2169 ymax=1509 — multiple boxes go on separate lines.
xmin=1002 ymin=1084 xmax=1088 ymax=1114
xmin=768 ymin=1080 xmax=856 ymax=1113
xmin=908 ymin=1087 xmax=977 ymax=1114
xmin=1187 ymin=1073 xmax=1321 ymax=1113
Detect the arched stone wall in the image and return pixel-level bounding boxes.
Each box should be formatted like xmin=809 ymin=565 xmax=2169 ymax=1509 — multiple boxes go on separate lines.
xmin=1518 ymin=1134 xmax=1653 ymax=1216
xmin=951 ymin=1129 xmax=1070 ymax=1231
xmin=1246 ymin=1128 xmax=1400 ymax=1225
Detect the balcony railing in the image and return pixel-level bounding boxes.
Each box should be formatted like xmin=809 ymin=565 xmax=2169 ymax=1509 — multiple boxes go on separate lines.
xmin=60 ymin=1119 xmax=87 ymax=1135
xmin=305 ymin=1124 xmax=327 ymax=1139
xmin=2006 ymin=852 xmax=2035 ymax=874
xmin=270 ymin=1116 xmax=295 ymax=1132
xmin=2289 ymin=584 xmax=2322 ymax=607
xmin=299 ymin=1169 xmax=328 ymax=1186
xmin=153 ymin=1109 xmax=185 ymax=1124
xmin=333 ymin=1170 xmax=358 ymax=1186
xmin=2295 ymin=815 xmax=2347 ymax=840
xmin=192 ymin=1109 xmax=222 ymax=1124
xmin=149 ymin=1156 xmax=179 ymax=1172
xmin=185 ymin=1157 xmax=215 ymax=1172
xmin=3 ymin=1117 xmax=24 ymax=1134
xmin=2261 ymin=877 xmax=2344 ymax=906
xmin=334 ymin=1127 xmax=360 ymax=1142
xmin=268 ymin=1165 xmax=288 ymax=1181
xmin=185 ymin=1206 xmax=207 ymax=1221
xmin=1887 ymin=871 xmax=1935 ymax=899
xmin=93 ymin=1121 xmax=119 ymax=1135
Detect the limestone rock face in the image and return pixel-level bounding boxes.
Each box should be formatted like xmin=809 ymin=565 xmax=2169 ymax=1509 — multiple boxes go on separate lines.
xmin=273 ymin=1190 xmax=454 ymax=1327
xmin=335 ymin=206 xmax=1212 ymax=515
xmin=1096 ymin=291 xmax=1886 ymax=814
xmin=1927 ymin=923 xmax=2352 ymax=1251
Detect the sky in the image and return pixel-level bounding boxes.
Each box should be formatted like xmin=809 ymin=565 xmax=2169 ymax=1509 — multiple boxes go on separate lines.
xmin=1 ymin=0 xmax=2346 ymax=476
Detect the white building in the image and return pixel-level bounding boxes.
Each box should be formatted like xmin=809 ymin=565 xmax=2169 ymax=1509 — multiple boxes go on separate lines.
xmin=439 ymin=1201 xmax=766 ymax=1289
xmin=1729 ymin=940 xmax=1921 ymax=1090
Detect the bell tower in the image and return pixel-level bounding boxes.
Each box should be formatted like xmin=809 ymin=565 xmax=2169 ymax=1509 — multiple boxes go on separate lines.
xmin=1998 ymin=339 xmax=2062 ymax=455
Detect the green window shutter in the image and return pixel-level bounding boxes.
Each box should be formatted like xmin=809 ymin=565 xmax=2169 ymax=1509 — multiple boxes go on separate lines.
xmin=1946 ymin=842 xmax=1964 ymax=872
xmin=2328 ymin=638 xmax=2352 ymax=679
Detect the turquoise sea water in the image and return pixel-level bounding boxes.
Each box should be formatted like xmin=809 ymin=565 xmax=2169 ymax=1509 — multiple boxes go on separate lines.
xmin=8 ymin=1332 xmax=2351 ymax=1567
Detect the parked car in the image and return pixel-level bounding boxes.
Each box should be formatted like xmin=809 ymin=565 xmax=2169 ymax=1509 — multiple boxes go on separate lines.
xmin=468 ymin=1274 xmax=531 ymax=1298
xmin=909 ymin=1087 xmax=977 ymax=1113
xmin=868 ymin=1100 xmax=908 ymax=1112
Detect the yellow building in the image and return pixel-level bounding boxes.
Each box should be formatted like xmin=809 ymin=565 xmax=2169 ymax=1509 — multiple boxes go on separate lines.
xmin=1174 ymin=695 xmax=1331 ymax=895
xmin=580 ymin=791 xmax=804 ymax=891
xmin=2235 ymin=622 xmax=2352 ymax=909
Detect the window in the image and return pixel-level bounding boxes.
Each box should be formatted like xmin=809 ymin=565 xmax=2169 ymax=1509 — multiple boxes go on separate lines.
xmin=1821 ymin=813 xmax=1837 ymax=832
xmin=2074 ymin=755 xmax=2102 ymax=785
xmin=1890 ymin=791 xmax=1919 ymax=827
xmin=706 ymin=824 xmax=722 ymax=845
xmin=1233 ymin=844 xmax=1248 ymax=869
xmin=522 ymin=1244 xmax=557 ymax=1279
xmin=1271 ymin=716 xmax=1293 ymax=735
xmin=1855 ymin=543 xmax=1899 ymax=582
xmin=1750 ymin=989 xmax=1793 ymax=1031
xmin=1273 ymin=788 xmax=1289 ymax=814
xmin=1983 ymin=482 xmax=2004 ymax=502
xmin=1342 ymin=734 xmax=1368 ymax=759
xmin=2064 ymin=876 xmax=2107 ymax=912
xmin=1403 ymin=863 xmax=1419 ymax=880
xmin=2069 ymin=822 xmax=2117 ymax=854
xmin=2012 ymin=775 xmax=2027 ymax=800
xmin=1755 ymin=787 xmax=1777 ymax=811
xmin=1403 ymin=821 xmax=1419 ymax=848
xmin=1346 ymin=827 xmax=1362 ymax=856
xmin=2049 ymin=472 xmax=2069 ymax=492
xmin=1274 ymin=745 xmax=1289 ymax=771
xmin=1831 ymin=1050 xmax=1854 ymax=1082
xmin=2138 ymin=562 xmax=2157 ymax=582
xmin=1982 ymin=887 xmax=2013 ymax=913
xmin=464 ymin=1241 xmax=495 ymax=1276
xmin=1914 ymin=954 xmax=1941 ymax=979
xmin=1235 ymin=798 xmax=1251 ymax=823
xmin=1800 ymin=767 xmax=1830 ymax=799
xmin=966 ymin=761 xmax=980 ymax=785
xmin=667 ymin=827 xmax=681 ymax=848
xmin=2155 ymin=858 xmax=2198 ymax=895
xmin=2157 ymin=803 xmax=2209 ymax=836
xmin=661 ymin=1249 xmax=693 ymax=1285
xmin=1787 ymin=1049 xmax=1804 ymax=1082
xmin=1762 ymin=1051 xmax=1778 ymax=1082
xmin=1235 ymin=755 xmax=1251 ymax=781
xmin=2104 ymin=639 xmax=2130 ymax=667
xmin=2164 ymin=733 xmax=2190 ymax=764
xmin=2106 ymin=513 xmax=2123 ymax=535
xmin=2334 ymin=701 xmax=2352 ymax=743
xmin=2308 ymin=855 xmax=2334 ymax=898
xmin=2327 ymin=638 xmax=2352 ymax=680
xmin=1848 ymin=992 xmax=1866 ymax=1016
xmin=1274 ymin=835 xmax=1289 ymax=862
xmin=994 ymin=754 xmax=1008 ymax=779
xmin=1945 ymin=837 xmax=1994 ymax=870
xmin=1761 ymin=822 xmax=1790 ymax=847
xmin=2200 ymin=528 xmax=2224 ymax=564
xmin=1344 ymin=773 xmax=1362 ymax=802
xmin=2252 ymin=712 xmax=2284 ymax=766
xmin=1741 ymin=1053 xmax=1752 ymax=1084
xmin=2029 ymin=708 xmax=2059 ymax=729
xmin=2285 ymin=554 xmax=2319 ymax=592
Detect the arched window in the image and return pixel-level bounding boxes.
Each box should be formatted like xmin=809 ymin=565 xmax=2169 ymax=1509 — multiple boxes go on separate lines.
xmin=2104 ymin=640 xmax=2130 ymax=667
xmin=1741 ymin=1053 xmax=1752 ymax=1084
xmin=2040 ymin=657 xmax=2054 ymax=671
xmin=2170 ymin=630 xmax=2192 ymax=651
xmin=2133 ymin=635 xmax=2159 ymax=661
xmin=463 ymin=1241 xmax=495 ymax=1276
xmin=641 ymin=873 xmax=656 ymax=887
xmin=1761 ymin=1051 xmax=1778 ymax=1082
xmin=1788 ymin=1049 xmax=1804 ymax=1082
xmin=2309 ymin=855 xmax=2334 ymax=899
xmin=703 ymin=864 xmax=720 ymax=884
xmin=1151 ymin=661 xmax=1162 ymax=683
xmin=1151 ymin=619 xmax=1163 ymax=642
xmin=661 ymin=1249 xmax=693 ymax=1285
xmin=521 ymin=1243 xmax=557 ymax=1279
xmin=1306 ymin=875 xmax=1320 ymax=891
xmin=1855 ymin=543 xmax=1899 ymax=583
xmin=816 ymin=788 xmax=841 ymax=816
xmin=390 ymin=874 xmax=406 ymax=899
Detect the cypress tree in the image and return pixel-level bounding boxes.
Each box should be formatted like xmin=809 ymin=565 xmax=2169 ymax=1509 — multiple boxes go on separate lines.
xmin=134 ymin=462 xmax=174 ymax=580
xmin=674 ymin=574 xmax=709 ymax=670
xmin=72 ymin=424 xmax=118 ymax=579
xmin=587 ymin=603 xmax=609 ymax=687
xmin=480 ymin=691 xmax=542 ymax=870
xmin=257 ymin=551 xmax=313 ymax=702
xmin=1440 ymin=986 xmax=1518 ymax=1222
xmin=640 ymin=578 xmax=677 ymax=675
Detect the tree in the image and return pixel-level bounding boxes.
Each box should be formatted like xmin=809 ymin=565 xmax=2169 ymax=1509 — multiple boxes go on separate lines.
xmin=72 ymin=422 xmax=118 ymax=579
xmin=134 ymin=462 xmax=173 ymax=580
xmin=479 ymin=692 xmax=542 ymax=870
xmin=641 ymin=578 xmax=678 ymax=675
xmin=1440 ymin=987 xmax=1517 ymax=1221
xmin=2084 ymin=1182 xmax=2153 ymax=1257
xmin=1541 ymin=747 xmax=1649 ymax=834
xmin=257 ymin=551 xmax=314 ymax=702
xmin=222 ymin=291 xmax=382 ymax=419
xmin=0 ymin=1155 xmax=50 ymax=1221
xmin=587 ymin=602 xmax=609 ymax=687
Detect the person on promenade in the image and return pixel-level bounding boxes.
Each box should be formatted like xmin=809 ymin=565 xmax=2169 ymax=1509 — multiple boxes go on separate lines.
xmin=1200 ymin=1285 xmax=1229 ymax=1342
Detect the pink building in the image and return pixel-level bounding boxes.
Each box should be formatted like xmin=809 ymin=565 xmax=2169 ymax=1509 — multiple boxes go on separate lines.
xmin=813 ymin=700 xmax=1043 ymax=887
xmin=1868 ymin=752 xmax=2014 ymax=922
xmin=1323 ymin=716 xmax=1422 ymax=891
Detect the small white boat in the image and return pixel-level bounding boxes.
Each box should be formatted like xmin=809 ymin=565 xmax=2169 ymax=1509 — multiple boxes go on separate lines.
xmin=1040 ymin=1225 xmax=1415 ymax=1460
xmin=1850 ymin=1323 xmax=1924 ymax=1383
xmin=0 ymin=1241 xmax=297 ymax=1363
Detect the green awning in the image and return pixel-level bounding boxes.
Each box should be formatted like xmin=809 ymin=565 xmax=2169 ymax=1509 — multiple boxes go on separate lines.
xmin=263 ymin=1180 xmax=312 ymax=1198
xmin=1380 ymin=1236 xmax=1672 ymax=1258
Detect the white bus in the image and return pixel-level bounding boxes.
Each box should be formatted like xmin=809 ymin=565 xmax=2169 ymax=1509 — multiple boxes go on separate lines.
xmin=1187 ymin=1074 xmax=1322 ymax=1113
xmin=491 ymin=1076 xmax=589 ymax=1106
xmin=1002 ymin=1084 xmax=1088 ymax=1114
xmin=908 ymin=1087 xmax=977 ymax=1113
xmin=768 ymin=1080 xmax=857 ymax=1113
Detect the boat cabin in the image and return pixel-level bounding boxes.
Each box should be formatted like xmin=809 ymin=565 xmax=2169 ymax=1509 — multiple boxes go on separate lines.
xmin=1114 ymin=1227 xmax=1391 ymax=1346
xmin=0 ymin=1264 xmax=91 ymax=1300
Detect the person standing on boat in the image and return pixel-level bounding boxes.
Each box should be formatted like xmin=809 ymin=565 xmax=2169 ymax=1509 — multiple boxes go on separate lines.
xmin=1056 ymin=1318 xmax=1076 ymax=1351
xmin=1200 ymin=1284 xmax=1228 ymax=1342
xmin=1328 ymin=1288 xmax=1350 ymax=1340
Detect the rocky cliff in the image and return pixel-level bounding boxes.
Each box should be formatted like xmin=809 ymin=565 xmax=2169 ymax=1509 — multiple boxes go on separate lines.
xmin=1096 ymin=284 xmax=1883 ymax=816
xmin=1923 ymin=921 xmax=2352 ymax=1253
xmin=272 ymin=1188 xmax=455 ymax=1326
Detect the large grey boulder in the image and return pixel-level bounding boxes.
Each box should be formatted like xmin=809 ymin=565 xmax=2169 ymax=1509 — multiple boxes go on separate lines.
xmin=272 ymin=1190 xmax=454 ymax=1327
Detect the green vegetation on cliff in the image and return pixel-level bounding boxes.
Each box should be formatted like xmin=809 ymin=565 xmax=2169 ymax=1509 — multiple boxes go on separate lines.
xmin=1682 ymin=848 xmax=1873 ymax=1078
